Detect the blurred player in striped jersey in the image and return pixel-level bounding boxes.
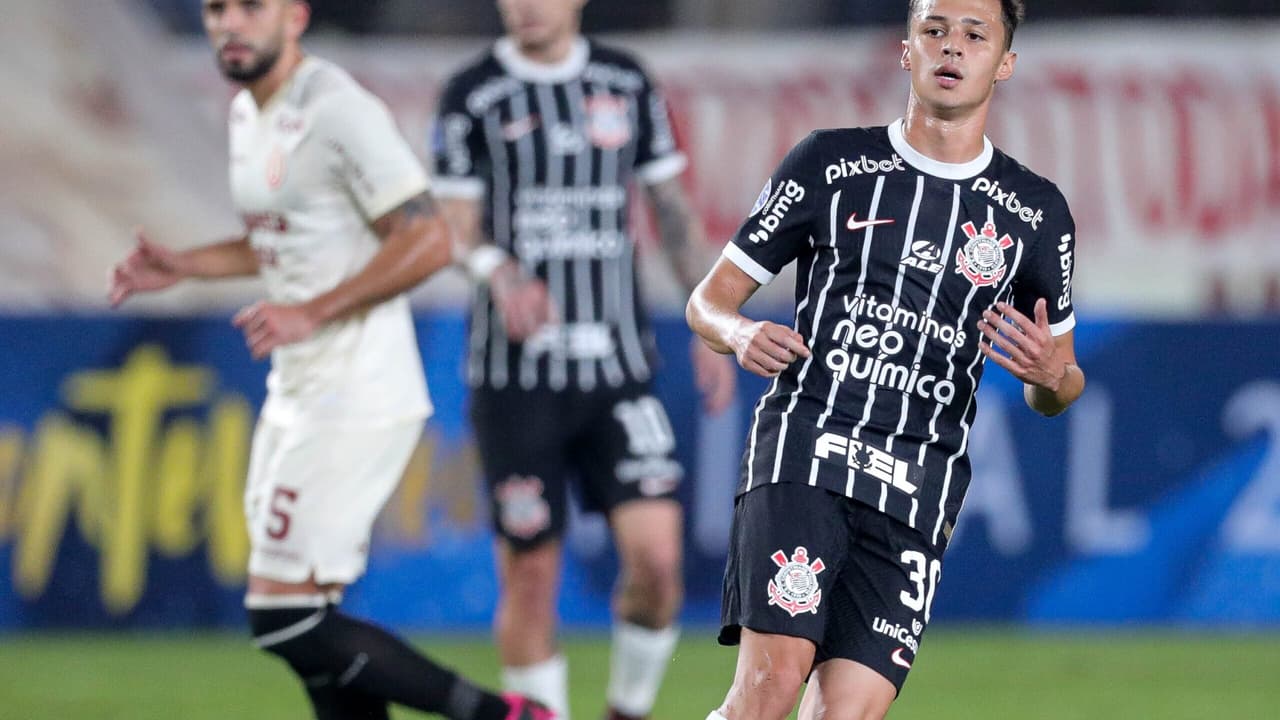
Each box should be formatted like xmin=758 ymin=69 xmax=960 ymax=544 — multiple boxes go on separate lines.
xmin=688 ymin=0 xmax=1084 ymax=718
xmin=431 ymin=0 xmax=737 ymax=717
xmin=108 ymin=1 xmax=552 ymax=718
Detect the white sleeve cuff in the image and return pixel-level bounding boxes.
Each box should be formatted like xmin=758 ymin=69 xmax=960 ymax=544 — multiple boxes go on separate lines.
xmin=723 ymin=243 xmax=776 ymax=285
xmin=1049 ymin=312 xmax=1077 ymax=336
xmin=431 ymin=176 xmax=485 ymax=200
xmin=635 ymin=153 xmax=688 ymax=185
xmin=363 ymin=176 xmax=431 ymax=223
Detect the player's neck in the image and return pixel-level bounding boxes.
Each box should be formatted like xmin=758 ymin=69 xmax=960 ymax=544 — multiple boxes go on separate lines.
xmin=512 ymin=30 xmax=580 ymax=66
xmin=901 ymin=98 xmax=990 ymax=166
xmin=245 ymin=45 xmax=306 ymax=108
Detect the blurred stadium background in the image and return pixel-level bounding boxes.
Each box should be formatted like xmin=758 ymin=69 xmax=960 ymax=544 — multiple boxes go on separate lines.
xmin=2 ymin=0 xmax=1279 ymax=717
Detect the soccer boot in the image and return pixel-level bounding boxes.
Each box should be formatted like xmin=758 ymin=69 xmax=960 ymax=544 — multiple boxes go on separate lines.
xmin=501 ymin=693 xmax=557 ymax=720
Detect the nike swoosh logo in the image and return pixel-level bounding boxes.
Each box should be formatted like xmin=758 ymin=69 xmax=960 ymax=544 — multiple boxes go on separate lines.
xmin=891 ymin=648 xmax=913 ymax=670
xmin=847 ymin=214 xmax=895 ymax=231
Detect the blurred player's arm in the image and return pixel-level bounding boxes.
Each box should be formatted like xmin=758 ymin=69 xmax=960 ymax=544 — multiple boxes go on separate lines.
xmin=647 ymin=176 xmax=738 ymax=414
xmin=977 ymin=299 xmax=1085 ymax=417
xmin=108 ymin=229 xmax=257 ymax=307
xmin=440 ymin=196 xmax=552 ymax=341
xmin=233 ymin=191 xmax=452 ymax=359
xmin=687 ymin=257 xmax=810 ymax=379
xmin=644 ymin=176 xmax=711 ymax=294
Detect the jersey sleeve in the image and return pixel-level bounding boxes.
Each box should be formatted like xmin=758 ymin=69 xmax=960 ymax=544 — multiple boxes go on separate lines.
xmin=721 ymin=132 xmax=821 ymax=286
xmin=632 ymin=67 xmax=688 ymax=185
xmin=429 ymin=75 xmax=488 ymax=200
xmin=1010 ymin=193 xmax=1077 ymax=336
xmin=318 ymin=90 xmax=430 ymax=222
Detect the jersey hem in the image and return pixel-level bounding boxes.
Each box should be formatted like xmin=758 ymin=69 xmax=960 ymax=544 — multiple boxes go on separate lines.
xmin=432 ymin=176 xmax=486 ymax=200
xmin=635 ymin=153 xmax=688 ymax=185
xmin=1049 ymin=312 xmax=1077 ymax=336
xmin=361 ymin=176 xmax=431 ymax=223
xmin=723 ymin=243 xmax=776 ymax=285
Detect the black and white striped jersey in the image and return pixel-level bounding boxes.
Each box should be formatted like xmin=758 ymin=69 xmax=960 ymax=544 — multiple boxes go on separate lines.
xmin=431 ymin=38 xmax=687 ymax=391
xmin=725 ymin=120 xmax=1077 ymax=552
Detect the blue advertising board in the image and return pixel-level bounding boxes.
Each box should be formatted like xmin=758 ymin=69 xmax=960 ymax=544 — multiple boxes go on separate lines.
xmin=1 ymin=314 xmax=1277 ymax=629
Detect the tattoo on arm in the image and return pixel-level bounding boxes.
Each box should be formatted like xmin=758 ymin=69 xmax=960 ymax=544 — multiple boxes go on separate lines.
xmin=372 ymin=191 xmax=441 ymax=239
xmin=647 ymin=177 xmax=706 ymax=293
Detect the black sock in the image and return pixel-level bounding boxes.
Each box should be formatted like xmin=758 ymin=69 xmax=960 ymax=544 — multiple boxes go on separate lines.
xmin=251 ymin=606 xmax=512 ymax=720
xmin=304 ymin=682 xmax=390 ymax=720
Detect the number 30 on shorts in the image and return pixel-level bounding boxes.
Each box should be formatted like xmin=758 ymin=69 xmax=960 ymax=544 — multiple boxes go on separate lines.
xmin=898 ymin=550 xmax=942 ymax=622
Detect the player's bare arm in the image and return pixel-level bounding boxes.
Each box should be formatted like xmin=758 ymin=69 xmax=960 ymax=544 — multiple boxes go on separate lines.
xmin=687 ymin=257 xmax=810 ymax=379
xmin=233 ymin=190 xmax=452 ymax=359
xmin=977 ymin=298 xmax=1085 ymax=416
xmin=441 ymin=196 xmax=553 ymax=342
xmin=646 ymin=175 xmax=738 ymax=414
xmin=108 ymin=228 xmax=258 ymax=307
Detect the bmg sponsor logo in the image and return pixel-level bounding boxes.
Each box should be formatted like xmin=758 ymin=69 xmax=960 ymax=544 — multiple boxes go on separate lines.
xmin=1057 ymin=234 xmax=1073 ymax=311
xmin=749 ymin=179 xmax=806 ymax=244
xmin=825 ymin=154 xmax=906 ymax=185
xmin=971 ymin=177 xmax=1044 ymax=229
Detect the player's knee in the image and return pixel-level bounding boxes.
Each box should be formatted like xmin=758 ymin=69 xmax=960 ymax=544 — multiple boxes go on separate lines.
xmin=248 ymin=606 xmax=332 ymax=676
xmin=622 ymin=550 xmax=683 ymax=614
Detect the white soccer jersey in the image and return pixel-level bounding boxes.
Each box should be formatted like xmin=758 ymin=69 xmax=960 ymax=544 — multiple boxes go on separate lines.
xmin=229 ymin=56 xmax=432 ymax=428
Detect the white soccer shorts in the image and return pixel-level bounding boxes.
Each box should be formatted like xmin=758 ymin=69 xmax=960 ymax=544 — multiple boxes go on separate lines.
xmin=244 ymin=418 xmax=422 ymax=585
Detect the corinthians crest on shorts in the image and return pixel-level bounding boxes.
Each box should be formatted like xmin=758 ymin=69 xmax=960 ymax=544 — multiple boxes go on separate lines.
xmin=767 ymin=546 xmax=826 ymax=617
xmin=955 ymin=219 xmax=1015 ymax=287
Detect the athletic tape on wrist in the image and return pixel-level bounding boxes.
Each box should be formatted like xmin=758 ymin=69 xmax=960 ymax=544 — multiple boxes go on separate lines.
xmin=463 ymin=245 xmax=510 ymax=283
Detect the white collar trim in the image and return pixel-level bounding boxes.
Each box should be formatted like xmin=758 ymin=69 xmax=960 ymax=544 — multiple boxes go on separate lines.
xmin=888 ymin=118 xmax=993 ymax=180
xmin=494 ymin=37 xmax=589 ymax=83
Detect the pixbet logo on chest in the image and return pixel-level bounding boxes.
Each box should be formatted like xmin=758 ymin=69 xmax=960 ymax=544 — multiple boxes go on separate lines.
xmin=825 ymin=154 xmax=906 ymax=185
xmin=971 ymin=178 xmax=1044 ymax=229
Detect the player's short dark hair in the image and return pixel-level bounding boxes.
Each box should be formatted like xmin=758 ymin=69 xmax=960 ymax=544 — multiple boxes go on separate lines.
xmin=908 ymin=0 xmax=1025 ymax=50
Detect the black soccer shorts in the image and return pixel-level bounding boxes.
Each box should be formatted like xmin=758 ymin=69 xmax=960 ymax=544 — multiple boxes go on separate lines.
xmin=470 ymin=381 xmax=683 ymax=550
xmin=719 ymin=482 xmax=943 ymax=692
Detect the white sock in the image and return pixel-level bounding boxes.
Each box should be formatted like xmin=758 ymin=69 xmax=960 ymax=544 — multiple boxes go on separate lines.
xmin=705 ymin=712 xmax=729 ymax=720
xmin=606 ymin=621 xmax=680 ymax=717
xmin=502 ymin=654 xmax=569 ymax=720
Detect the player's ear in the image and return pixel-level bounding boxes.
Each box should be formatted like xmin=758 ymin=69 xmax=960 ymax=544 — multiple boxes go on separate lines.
xmin=286 ymin=0 xmax=311 ymax=40
xmin=995 ymin=50 xmax=1016 ymax=83
xmin=901 ymin=41 xmax=911 ymax=71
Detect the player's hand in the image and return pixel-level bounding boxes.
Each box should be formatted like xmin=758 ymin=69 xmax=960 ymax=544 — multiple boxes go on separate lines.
xmin=977 ymin=299 xmax=1067 ymax=391
xmin=232 ymin=301 xmax=319 ymax=360
xmin=690 ymin=337 xmax=737 ymax=415
xmin=107 ymin=229 xmax=188 ymax=307
xmin=490 ymin=263 xmax=556 ymax=341
xmin=730 ymin=319 xmax=811 ymax=378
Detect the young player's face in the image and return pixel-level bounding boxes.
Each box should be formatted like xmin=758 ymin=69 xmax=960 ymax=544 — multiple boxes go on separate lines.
xmin=902 ymin=0 xmax=1016 ymax=116
xmin=202 ymin=0 xmax=306 ymax=84
xmin=498 ymin=0 xmax=585 ymax=52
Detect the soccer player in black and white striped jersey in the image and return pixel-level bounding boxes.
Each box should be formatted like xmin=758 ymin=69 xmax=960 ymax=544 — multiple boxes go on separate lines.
xmin=688 ymin=1 xmax=1085 ymax=718
xmin=431 ymin=1 xmax=737 ymax=718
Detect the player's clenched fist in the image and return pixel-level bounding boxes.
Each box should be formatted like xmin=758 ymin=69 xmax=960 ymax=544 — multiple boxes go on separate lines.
xmin=730 ymin=319 xmax=811 ymax=378
xmin=232 ymin=301 xmax=319 ymax=360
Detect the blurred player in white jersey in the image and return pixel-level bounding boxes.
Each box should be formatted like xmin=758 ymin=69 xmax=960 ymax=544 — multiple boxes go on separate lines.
xmin=108 ymin=2 xmax=553 ymax=719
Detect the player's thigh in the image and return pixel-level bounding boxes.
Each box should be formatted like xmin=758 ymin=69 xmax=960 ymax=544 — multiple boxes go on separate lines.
xmin=245 ymin=420 xmax=422 ymax=585
xmin=798 ymin=658 xmax=896 ymax=720
xmin=718 ymin=484 xmax=851 ymax=651
xmin=470 ymin=386 xmax=570 ymax=549
xmin=732 ymin=628 xmax=815 ymax=706
xmin=610 ymin=499 xmax=682 ymax=580
xmin=818 ymin=504 xmax=942 ymax=696
xmin=572 ymin=383 xmax=683 ymax=514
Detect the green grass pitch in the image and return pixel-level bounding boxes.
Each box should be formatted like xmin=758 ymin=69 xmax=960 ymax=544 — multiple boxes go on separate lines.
xmin=0 ymin=629 xmax=1276 ymax=719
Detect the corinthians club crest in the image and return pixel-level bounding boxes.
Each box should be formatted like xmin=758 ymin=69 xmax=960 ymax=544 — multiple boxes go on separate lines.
xmin=955 ymin=220 xmax=1015 ymax=287
xmin=767 ymin=546 xmax=826 ymax=617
